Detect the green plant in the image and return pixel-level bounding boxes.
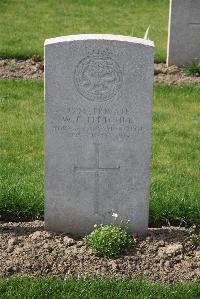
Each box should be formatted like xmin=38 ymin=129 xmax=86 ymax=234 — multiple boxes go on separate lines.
xmin=83 ymin=222 xmax=134 ymax=258
xmin=183 ymin=60 xmax=200 ymax=76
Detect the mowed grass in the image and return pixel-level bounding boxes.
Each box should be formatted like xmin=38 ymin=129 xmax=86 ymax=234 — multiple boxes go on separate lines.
xmin=151 ymin=85 xmax=200 ymax=225
xmin=0 ymin=277 xmax=199 ymax=299
xmin=0 ymin=80 xmax=44 ymax=220
xmin=0 ymin=0 xmax=168 ymax=62
xmin=0 ymin=80 xmax=199 ymax=224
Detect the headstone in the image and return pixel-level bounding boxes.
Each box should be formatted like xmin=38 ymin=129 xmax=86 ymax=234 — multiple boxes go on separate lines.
xmin=167 ymin=0 xmax=200 ymax=66
xmin=44 ymin=34 xmax=154 ymax=237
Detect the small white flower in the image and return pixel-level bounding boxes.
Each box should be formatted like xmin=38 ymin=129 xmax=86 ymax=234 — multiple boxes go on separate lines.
xmin=94 ymin=224 xmax=97 ymax=228
xmin=112 ymin=212 xmax=118 ymax=218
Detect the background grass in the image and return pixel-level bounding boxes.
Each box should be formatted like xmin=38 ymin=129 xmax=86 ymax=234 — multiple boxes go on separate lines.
xmin=0 ymin=277 xmax=200 ymax=299
xmin=0 ymin=80 xmax=199 ymax=225
xmin=0 ymin=80 xmax=44 ymax=220
xmin=151 ymin=85 xmax=200 ymax=226
xmin=0 ymin=0 xmax=168 ymax=62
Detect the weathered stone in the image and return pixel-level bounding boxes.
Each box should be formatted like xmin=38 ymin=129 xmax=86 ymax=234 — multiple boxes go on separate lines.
xmin=63 ymin=236 xmax=76 ymax=246
xmin=7 ymin=246 xmax=14 ymax=253
xmin=44 ymin=34 xmax=154 ymax=237
xmin=8 ymin=237 xmax=18 ymax=246
xmin=29 ymin=231 xmax=42 ymax=240
xmin=164 ymin=261 xmax=172 ymax=268
xmin=165 ymin=244 xmax=183 ymax=255
xmin=76 ymin=241 xmax=84 ymax=247
xmin=195 ymin=251 xmax=200 ymax=258
xmin=158 ymin=244 xmax=183 ymax=257
xmin=108 ymin=260 xmax=118 ymax=270
xmin=167 ymin=0 xmax=200 ymax=66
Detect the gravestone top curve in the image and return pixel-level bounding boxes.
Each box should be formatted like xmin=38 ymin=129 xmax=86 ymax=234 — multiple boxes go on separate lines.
xmin=44 ymin=34 xmax=154 ymax=47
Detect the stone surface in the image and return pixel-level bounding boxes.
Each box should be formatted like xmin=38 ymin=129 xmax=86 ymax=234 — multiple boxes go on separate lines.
xmin=167 ymin=0 xmax=200 ymax=66
xmin=44 ymin=34 xmax=154 ymax=237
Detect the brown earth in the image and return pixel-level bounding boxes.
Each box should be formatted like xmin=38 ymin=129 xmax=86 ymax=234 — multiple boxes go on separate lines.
xmin=0 ymin=58 xmax=44 ymax=80
xmin=0 ymin=58 xmax=200 ymax=84
xmin=154 ymin=63 xmax=200 ymax=85
xmin=0 ymin=221 xmax=199 ymax=282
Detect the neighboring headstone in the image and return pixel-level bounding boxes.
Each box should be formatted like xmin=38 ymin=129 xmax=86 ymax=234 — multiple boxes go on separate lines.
xmin=167 ymin=0 xmax=200 ymax=66
xmin=44 ymin=34 xmax=154 ymax=237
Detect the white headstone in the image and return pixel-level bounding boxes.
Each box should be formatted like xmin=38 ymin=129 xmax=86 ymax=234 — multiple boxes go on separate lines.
xmin=167 ymin=0 xmax=200 ymax=66
xmin=44 ymin=34 xmax=154 ymax=237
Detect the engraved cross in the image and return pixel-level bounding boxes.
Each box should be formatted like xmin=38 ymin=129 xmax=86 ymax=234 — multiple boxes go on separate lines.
xmin=74 ymin=143 xmax=120 ymax=214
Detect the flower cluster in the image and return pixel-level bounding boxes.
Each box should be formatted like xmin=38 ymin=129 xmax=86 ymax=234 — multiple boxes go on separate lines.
xmin=83 ymin=211 xmax=134 ymax=258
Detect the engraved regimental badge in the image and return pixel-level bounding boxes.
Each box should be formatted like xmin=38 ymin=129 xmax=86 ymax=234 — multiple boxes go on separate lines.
xmin=74 ymin=55 xmax=122 ymax=102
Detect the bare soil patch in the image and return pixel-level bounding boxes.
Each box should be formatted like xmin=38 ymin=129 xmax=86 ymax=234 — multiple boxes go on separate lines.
xmin=154 ymin=63 xmax=200 ymax=85
xmin=0 ymin=58 xmax=43 ymax=80
xmin=0 ymin=221 xmax=199 ymax=282
xmin=0 ymin=59 xmax=200 ymax=84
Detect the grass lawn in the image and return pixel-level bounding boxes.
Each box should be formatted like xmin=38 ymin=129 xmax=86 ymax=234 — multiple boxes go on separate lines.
xmin=0 ymin=80 xmax=199 ymax=225
xmin=0 ymin=80 xmax=44 ymax=220
xmin=0 ymin=0 xmax=168 ymax=62
xmin=151 ymin=85 xmax=200 ymax=226
xmin=0 ymin=276 xmax=199 ymax=299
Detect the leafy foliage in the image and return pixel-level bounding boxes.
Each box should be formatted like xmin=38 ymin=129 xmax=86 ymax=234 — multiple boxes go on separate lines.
xmin=183 ymin=60 xmax=200 ymax=76
xmin=83 ymin=224 xmax=134 ymax=257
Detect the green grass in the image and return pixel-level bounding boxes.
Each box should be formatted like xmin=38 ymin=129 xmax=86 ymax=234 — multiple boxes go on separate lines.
xmin=0 ymin=277 xmax=199 ymax=299
xmin=151 ymin=85 xmax=200 ymax=225
xmin=0 ymin=81 xmax=199 ymax=225
xmin=0 ymin=0 xmax=168 ymax=62
xmin=183 ymin=60 xmax=200 ymax=76
xmin=0 ymin=80 xmax=44 ymax=220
